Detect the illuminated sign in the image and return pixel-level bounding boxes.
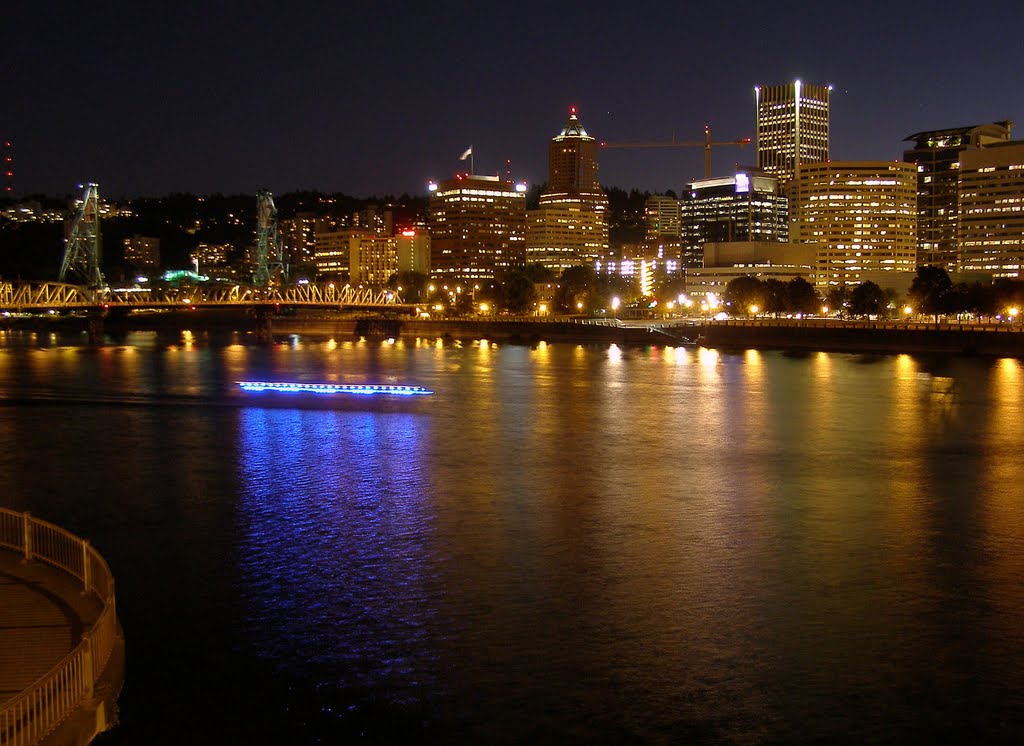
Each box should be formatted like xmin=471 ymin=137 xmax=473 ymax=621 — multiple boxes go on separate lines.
xmin=735 ymin=173 xmax=751 ymax=193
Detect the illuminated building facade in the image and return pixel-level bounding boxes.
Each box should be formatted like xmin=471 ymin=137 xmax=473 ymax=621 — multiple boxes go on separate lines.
xmin=280 ymin=212 xmax=341 ymax=274
xmin=792 ymin=161 xmax=917 ymax=288
xmin=526 ymin=108 xmax=609 ymax=269
xmin=645 ymin=195 xmax=682 ymax=242
xmin=122 ymin=235 xmax=160 ymax=269
xmin=903 ymin=122 xmax=1012 ymax=271
xmin=352 ymin=231 xmax=431 ymax=286
xmin=958 ymin=141 xmax=1024 ymax=278
xmin=394 ymin=230 xmax=431 ymax=275
xmin=428 ymin=174 xmax=527 ymax=280
xmin=681 ymin=169 xmax=788 ymax=267
xmin=754 ymin=81 xmax=830 ymax=186
xmin=193 ymin=243 xmax=232 ymax=270
xmin=313 ymin=229 xmax=354 ymax=277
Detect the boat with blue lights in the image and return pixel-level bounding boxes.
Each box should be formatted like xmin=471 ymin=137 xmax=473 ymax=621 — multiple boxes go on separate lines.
xmin=237 ymin=381 xmax=433 ymax=398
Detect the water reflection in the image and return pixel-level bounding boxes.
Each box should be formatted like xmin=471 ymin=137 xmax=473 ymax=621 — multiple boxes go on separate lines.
xmin=1 ymin=335 xmax=1023 ymax=741
xmin=235 ymin=406 xmax=438 ymax=702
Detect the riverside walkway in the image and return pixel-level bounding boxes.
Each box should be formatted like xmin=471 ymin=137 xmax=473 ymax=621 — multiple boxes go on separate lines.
xmin=0 ymin=511 xmax=123 ymax=746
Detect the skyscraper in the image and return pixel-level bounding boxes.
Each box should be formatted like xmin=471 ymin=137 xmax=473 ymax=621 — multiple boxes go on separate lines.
xmin=903 ymin=122 xmax=1012 ymax=271
xmin=958 ymin=141 xmax=1024 ymax=279
xmin=754 ymin=81 xmax=831 ymax=185
xmin=526 ymin=108 xmax=609 ymax=270
xmin=546 ymin=107 xmax=601 ymax=195
xmin=681 ymin=169 xmax=788 ymax=267
xmin=428 ymin=174 xmax=527 ymax=281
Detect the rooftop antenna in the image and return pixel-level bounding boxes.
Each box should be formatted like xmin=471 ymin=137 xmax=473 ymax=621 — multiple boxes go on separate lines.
xmin=3 ymin=139 xmax=12 ymax=194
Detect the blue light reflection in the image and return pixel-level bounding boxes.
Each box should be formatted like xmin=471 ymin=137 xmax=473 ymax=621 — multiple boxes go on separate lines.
xmin=235 ymin=405 xmax=441 ymax=718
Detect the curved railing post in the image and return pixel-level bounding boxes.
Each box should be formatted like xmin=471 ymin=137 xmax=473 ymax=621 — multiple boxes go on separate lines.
xmin=22 ymin=510 xmax=32 ymax=561
xmin=82 ymin=539 xmax=92 ymax=594
xmin=81 ymin=635 xmax=95 ymax=702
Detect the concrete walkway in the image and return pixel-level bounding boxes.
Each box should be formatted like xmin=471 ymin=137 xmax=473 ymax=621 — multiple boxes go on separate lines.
xmin=0 ymin=549 xmax=102 ymax=706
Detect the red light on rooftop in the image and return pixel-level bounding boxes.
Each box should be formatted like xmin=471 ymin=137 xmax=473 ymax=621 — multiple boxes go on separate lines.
xmin=570 ymin=106 xmax=577 ymax=116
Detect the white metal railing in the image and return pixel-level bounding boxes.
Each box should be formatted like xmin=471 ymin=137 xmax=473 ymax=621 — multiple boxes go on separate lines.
xmin=0 ymin=510 xmax=118 ymax=746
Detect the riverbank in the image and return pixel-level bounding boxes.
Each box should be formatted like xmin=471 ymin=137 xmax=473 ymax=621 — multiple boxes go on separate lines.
xmin=236 ymin=313 xmax=1024 ymax=357
xmin=3 ymin=310 xmax=1023 ymax=357
xmin=700 ymin=318 xmax=1024 ymax=357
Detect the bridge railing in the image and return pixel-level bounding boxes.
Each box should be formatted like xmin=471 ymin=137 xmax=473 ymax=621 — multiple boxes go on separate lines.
xmin=0 ymin=509 xmax=119 ymax=746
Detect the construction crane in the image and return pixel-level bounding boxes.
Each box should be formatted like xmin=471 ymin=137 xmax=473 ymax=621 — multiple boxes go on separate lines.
xmin=600 ymin=125 xmax=752 ymax=180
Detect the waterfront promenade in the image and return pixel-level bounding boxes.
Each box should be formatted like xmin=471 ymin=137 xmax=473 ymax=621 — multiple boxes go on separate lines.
xmin=0 ymin=511 xmax=123 ymax=746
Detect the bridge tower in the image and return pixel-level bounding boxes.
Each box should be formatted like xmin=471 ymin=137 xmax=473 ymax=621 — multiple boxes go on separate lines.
xmin=254 ymin=190 xmax=286 ymax=287
xmin=59 ymin=183 xmax=105 ymax=288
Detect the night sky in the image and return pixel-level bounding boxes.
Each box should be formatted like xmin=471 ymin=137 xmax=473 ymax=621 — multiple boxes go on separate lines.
xmin=6 ymin=0 xmax=1023 ymax=199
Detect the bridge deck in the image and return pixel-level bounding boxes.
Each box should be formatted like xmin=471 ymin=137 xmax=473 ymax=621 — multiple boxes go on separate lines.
xmin=0 ymin=549 xmax=102 ymax=706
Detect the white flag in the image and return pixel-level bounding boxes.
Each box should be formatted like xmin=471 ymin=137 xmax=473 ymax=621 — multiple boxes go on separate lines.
xmin=459 ymin=146 xmax=473 ymax=161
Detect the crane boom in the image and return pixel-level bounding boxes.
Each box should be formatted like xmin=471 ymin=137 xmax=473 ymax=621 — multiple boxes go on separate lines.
xmin=600 ymin=124 xmax=752 ymax=179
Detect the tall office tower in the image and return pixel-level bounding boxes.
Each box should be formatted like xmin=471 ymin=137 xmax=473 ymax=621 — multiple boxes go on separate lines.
xmin=547 ymin=106 xmax=600 ymax=195
xmin=792 ymin=162 xmax=917 ymax=289
xmin=526 ymin=108 xmax=609 ymax=270
xmin=645 ymin=195 xmax=682 ymax=243
xmin=680 ymin=169 xmax=788 ymax=267
xmin=754 ymin=81 xmax=831 ymax=186
xmin=903 ymin=122 xmax=1012 ymax=271
xmin=958 ymin=141 xmax=1024 ymax=279
xmin=428 ymin=174 xmax=527 ymax=281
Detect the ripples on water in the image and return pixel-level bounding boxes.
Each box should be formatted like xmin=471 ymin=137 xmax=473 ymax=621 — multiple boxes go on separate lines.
xmin=1 ymin=331 xmax=1023 ymax=743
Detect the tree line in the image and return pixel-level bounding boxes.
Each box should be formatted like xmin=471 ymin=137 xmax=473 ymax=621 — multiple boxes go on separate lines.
xmin=722 ymin=266 xmax=1024 ymax=319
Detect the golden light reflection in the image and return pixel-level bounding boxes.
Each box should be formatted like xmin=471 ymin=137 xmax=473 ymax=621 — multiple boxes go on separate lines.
xmin=744 ymin=349 xmax=761 ymax=367
xmin=607 ymin=343 xmax=622 ymax=364
xmin=986 ymin=358 xmax=1023 ymax=484
xmin=981 ymin=357 xmax=1024 ymax=618
xmin=885 ymin=354 xmax=928 ymax=504
xmin=182 ymin=330 xmax=194 ymax=347
xmin=697 ymin=347 xmax=718 ymax=368
xmin=326 ymin=338 xmax=337 ymax=351
xmin=663 ymin=345 xmax=685 ymax=365
xmin=532 ymin=340 xmax=551 ymax=363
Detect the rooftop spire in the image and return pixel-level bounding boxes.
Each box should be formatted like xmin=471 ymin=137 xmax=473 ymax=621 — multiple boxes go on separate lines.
xmin=556 ymin=106 xmax=591 ymax=140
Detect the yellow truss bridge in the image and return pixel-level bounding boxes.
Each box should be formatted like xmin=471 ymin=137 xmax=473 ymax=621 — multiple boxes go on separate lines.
xmin=0 ymin=281 xmax=405 ymax=312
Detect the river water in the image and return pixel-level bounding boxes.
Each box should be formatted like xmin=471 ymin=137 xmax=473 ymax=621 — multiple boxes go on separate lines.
xmin=1 ymin=330 xmax=1023 ymax=744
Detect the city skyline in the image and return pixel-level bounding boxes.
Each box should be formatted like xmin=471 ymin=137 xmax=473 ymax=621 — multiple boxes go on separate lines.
xmin=5 ymin=1 xmax=1023 ymax=198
